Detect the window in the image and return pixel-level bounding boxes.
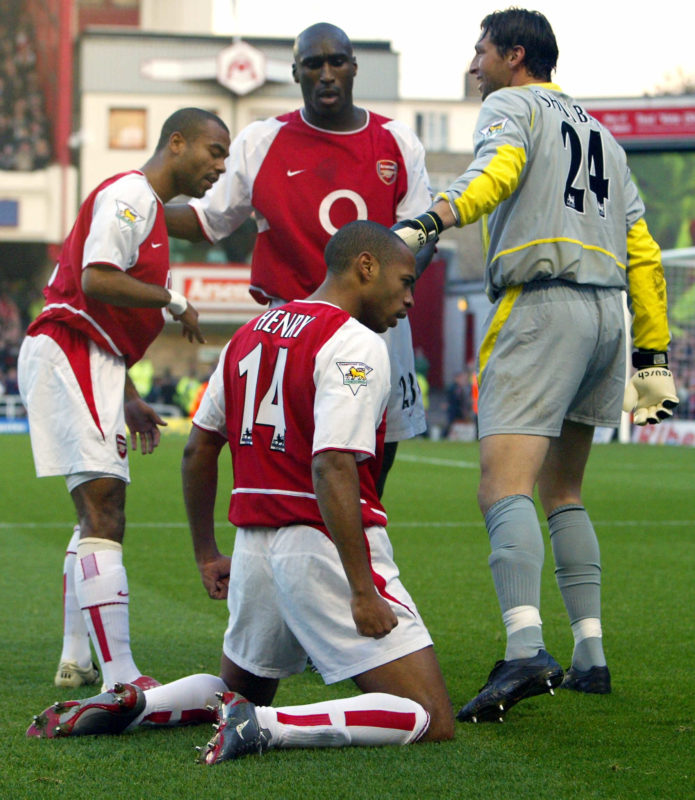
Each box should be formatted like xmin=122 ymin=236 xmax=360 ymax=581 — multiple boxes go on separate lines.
xmin=108 ymin=108 xmax=147 ymax=150
xmin=415 ymin=112 xmax=449 ymax=152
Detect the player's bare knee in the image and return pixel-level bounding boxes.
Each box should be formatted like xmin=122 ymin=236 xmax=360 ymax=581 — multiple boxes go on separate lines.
xmin=420 ymin=702 xmax=455 ymax=741
xmin=413 ymin=685 xmax=455 ymax=742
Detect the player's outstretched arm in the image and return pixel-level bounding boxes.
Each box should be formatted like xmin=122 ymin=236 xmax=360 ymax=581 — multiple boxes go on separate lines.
xmin=82 ymin=264 xmax=205 ymax=343
xmin=164 ymin=203 xmax=206 ymax=242
xmin=182 ymin=425 xmax=231 ymax=599
xmin=623 ymin=351 xmax=679 ymax=426
xmin=83 ymin=263 xmax=175 ymax=308
xmin=312 ymin=450 xmax=398 ymax=639
xmin=391 ymin=210 xmax=445 ymax=255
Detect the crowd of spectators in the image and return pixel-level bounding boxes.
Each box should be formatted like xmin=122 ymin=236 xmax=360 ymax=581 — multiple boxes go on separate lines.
xmin=670 ymin=332 xmax=695 ymax=419
xmin=0 ymin=280 xmax=22 ymax=401
xmin=0 ymin=1 xmax=52 ymax=172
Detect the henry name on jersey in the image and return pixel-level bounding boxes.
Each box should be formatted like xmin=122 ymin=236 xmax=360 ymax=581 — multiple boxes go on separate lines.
xmin=252 ymin=307 xmax=316 ymax=338
xmin=251 ymin=306 xmax=377 ymax=399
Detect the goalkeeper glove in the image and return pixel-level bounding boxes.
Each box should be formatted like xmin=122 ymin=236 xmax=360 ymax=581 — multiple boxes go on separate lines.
xmin=622 ymin=351 xmax=679 ymax=425
xmin=391 ymin=211 xmax=443 ymax=254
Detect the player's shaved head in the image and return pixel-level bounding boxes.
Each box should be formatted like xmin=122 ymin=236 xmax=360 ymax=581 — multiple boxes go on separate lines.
xmin=293 ymin=23 xmax=353 ymax=61
xmin=155 ymin=108 xmax=229 ymax=152
xmin=324 ymin=220 xmax=409 ymax=275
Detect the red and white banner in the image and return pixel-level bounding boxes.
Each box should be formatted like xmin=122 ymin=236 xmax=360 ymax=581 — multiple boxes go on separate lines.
xmin=169 ymin=263 xmax=260 ymax=323
xmin=587 ymin=102 xmax=695 ymax=144
xmin=631 ymin=420 xmax=695 ymax=447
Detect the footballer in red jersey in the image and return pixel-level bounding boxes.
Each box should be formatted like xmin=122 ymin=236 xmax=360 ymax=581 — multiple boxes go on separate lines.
xmin=166 ymin=24 xmax=435 ymax=496
xmin=18 ymin=108 xmax=229 ymax=693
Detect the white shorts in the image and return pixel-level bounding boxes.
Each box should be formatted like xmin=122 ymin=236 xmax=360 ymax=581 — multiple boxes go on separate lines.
xmin=269 ymin=298 xmax=425 ymax=442
xmin=18 ymin=333 xmax=131 ymax=481
xmin=223 ymin=525 xmax=433 ymax=685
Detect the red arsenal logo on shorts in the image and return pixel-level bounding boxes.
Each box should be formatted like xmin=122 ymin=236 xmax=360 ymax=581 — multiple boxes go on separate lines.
xmin=116 ymin=434 xmax=128 ymax=459
xmin=376 ymin=160 xmax=398 ymax=185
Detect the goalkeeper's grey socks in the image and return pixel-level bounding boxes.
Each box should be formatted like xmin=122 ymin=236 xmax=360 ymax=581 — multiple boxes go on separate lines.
xmin=485 ymin=494 xmax=545 ymax=661
xmin=548 ymin=504 xmax=606 ymax=670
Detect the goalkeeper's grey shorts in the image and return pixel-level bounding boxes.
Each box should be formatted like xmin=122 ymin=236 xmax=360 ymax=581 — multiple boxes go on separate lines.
xmin=476 ymin=281 xmax=625 ymax=438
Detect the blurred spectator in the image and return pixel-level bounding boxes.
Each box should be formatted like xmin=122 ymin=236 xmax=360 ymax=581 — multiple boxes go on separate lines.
xmin=414 ymin=346 xmax=430 ymax=378
xmin=0 ymin=281 xmax=25 ymax=397
xmin=0 ymin=281 xmax=21 ymax=341
xmin=444 ymin=370 xmax=473 ymax=438
xmin=174 ymin=369 xmax=202 ymax=417
xmin=3 ymin=364 xmax=18 ymax=394
xmin=188 ymin=376 xmax=211 ymax=419
xmin=128 ymin=358 xmax=154 ymax=400
xmin=469 ymin=364 xmax=479 ymax=431
xmin=416 ymin=370 xmax=430 ymax=438
xmin=147 ymin=368 xmax=178 ymax=406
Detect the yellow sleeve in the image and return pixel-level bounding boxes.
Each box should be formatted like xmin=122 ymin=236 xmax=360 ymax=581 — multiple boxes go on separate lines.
xmin=626 ymin=217 xmax=670 ymax=351
xmin=439 ymin=144 xmax=526 ymax=227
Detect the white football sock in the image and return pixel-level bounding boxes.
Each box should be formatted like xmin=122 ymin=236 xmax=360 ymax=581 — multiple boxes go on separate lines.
xmin=128 ymin=673 xmax=227 ymax=729
xmin=256 ymin=693 xmax=430 ymax=749
xmin=59 ymin=525 xmax=92 ymax=667
xmin=74 ymin=538 xmax=141 ymax=688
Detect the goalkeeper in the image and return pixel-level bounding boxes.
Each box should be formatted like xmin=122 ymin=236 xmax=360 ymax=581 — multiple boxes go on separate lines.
xmin=393 ymin=8 xmax=678 ymax=722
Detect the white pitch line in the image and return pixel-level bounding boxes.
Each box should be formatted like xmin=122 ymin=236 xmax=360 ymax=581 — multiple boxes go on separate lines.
xmin=397 ymin=454 xmax=479 ymax=469
xmin=389 ymin=520 xmax=695 ymax=528
xmin=2 ymin=519 xmax=694 ymax=529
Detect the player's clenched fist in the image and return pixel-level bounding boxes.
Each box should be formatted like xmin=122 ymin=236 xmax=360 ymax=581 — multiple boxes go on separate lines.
xmin=623 ymin=365 xmax=679 ymax=426
xmin=391 ymin=211 xmax=443 ymax=254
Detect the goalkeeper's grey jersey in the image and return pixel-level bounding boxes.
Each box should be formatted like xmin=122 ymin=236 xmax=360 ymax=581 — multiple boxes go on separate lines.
xmin=443 ymin=83 xmax=645 ymax=301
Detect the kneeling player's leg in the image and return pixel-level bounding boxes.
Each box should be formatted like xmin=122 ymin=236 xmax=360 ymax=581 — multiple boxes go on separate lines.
xmin=133 ymin=673 xmax=228 ymax=728
xmin=143 ymin=651 xmax=453 ymax=747
xmin=220 ymin=653 xmax=280 ymax=706
xmin=134 ymin=656 xmax=280 ymax=730
xmin=352 ymin=645 xmax=454 ymax=742
xmin=219 ymin=648 xmax=448 ymax=752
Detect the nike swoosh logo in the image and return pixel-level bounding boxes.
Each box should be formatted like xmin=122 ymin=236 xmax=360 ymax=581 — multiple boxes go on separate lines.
xmin=287 ymin=169 xmax=305 ymax=177
xmin=117 ymin=591 xmax=129 ymax=597
xmin=236 ymin=719 xmax=250 ymax=737
xmin=152 ymin=243 xmax=164 ymax=248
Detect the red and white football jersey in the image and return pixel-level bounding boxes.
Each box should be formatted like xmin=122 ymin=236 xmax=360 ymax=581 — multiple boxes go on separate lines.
xmin=190 ymin=109 xmax=432 ymax=303
xmin=27 ymin=170 xmax=170 ymax=366
xmin=194 ymin=299 xmax=391 ymax=532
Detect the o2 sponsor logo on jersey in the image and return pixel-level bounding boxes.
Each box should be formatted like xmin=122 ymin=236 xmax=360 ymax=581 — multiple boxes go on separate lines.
xmin=116 ymin=434 xmax=128 ymax=459
xmin=319 ymin=190 xmax=368 ymax=235
xmin=116 ymin=200 xmax=144 ymax=231
xmin=337 ymin=361 xmax=373 ymax=395
xmin=376 ymin=159 xmax=398 ymax=186
xmin=479 ymin=118 xmax=509 ymax=138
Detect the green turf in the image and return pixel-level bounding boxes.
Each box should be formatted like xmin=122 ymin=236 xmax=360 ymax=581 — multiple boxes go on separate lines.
xmin=1 ymin=434 xmax=693 ymax=799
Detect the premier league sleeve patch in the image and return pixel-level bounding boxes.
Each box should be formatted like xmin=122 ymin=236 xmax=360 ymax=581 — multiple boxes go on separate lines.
xmin=337 ymin=361 xmax=373 ymax=395
xmin=116 ymin=200 xmax=144 ymax=231
xmin=479 ymin=117 xmax=509 ymax=138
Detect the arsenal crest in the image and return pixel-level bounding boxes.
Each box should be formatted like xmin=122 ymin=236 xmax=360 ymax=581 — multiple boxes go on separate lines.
xmin=376 ymin=160 xmax=398 ymax=186
xmin=116 ymin=434 xmax=128 ymax=459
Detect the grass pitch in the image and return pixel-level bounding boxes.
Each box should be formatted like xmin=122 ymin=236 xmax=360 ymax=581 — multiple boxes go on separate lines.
xmin=1 ymin=433 xmax=693 ymax=799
